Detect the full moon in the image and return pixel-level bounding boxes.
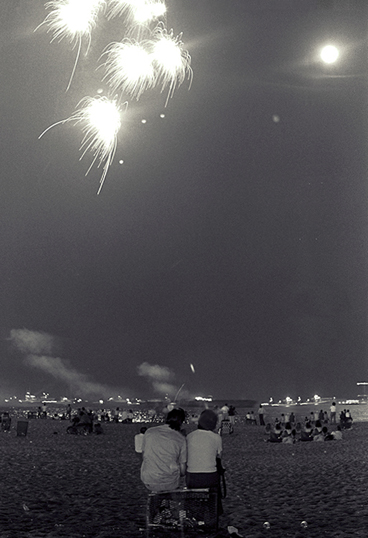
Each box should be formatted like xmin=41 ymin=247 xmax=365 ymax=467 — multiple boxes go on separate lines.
xmin=320 ymin=45 xmax=339 ymax=64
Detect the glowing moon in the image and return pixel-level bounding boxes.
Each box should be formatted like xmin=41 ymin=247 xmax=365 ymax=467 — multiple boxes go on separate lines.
xmin=320 ymin=45 xmax=339 ymax=64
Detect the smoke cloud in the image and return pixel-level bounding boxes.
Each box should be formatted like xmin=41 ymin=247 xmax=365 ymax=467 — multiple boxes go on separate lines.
xmin=9 ymin=328 xmax=55 ymax=355
xmin=9 ymin=328 xmax=128 ymax=399
xmin=137 ymin=361 xmax=193 ymax=400
xmin=137 ymin=362 xmax=174 ymax=382
xmin=137 ymin=361 xmax=178 ymax=397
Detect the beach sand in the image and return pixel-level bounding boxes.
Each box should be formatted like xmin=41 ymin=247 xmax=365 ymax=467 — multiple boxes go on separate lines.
xmin=0 ymin=415 xmax=367 ymax=537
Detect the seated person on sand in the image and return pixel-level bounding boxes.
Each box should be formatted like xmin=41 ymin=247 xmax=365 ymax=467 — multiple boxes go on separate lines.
xmin=94 ymin=423 xmax=103 ymax=435
xmin=313 ymin=426 xmax=328 ymax=442
xmin=135 ymin=426 xmax=147 ymax=454
xmin=141 ymin=408 xmax=187 ymax=492
xmin=300 ymin=421 xmax=313 ymax=442
xmin=313 ymin=420 xmax=323 ymax=435
xmin=77 ymin=408 xmax=93 ymax=433
xmin=281 ymin=423 xmax=296 ymax=444
xmin=186 ymin=409 xmax=224 ymax=514
xmin=330 ymin=425 xmax=343 ymax=440
xmin=267 ymin=423 xmax=283 ymax=443
xmin=295 ymin=422 xmax=302 ymax=433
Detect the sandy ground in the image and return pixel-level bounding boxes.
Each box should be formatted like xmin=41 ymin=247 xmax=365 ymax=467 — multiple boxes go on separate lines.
xmin=0 ymin=415 xmax=367 ymax=537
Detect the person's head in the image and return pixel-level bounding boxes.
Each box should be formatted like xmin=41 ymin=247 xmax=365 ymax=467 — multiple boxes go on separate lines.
xmin=140 ymin=426 xmax=147 ymax=434
xmin=322 ymin=426 xmax=328 ymax=434
xmin=166 ymin=408 xmax=186 ymax=431
xmin=198 ymin=409 xmax=218 ymax=431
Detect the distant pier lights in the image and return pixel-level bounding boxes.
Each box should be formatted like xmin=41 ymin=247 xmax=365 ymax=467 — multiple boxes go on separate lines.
xmin=357 ymin=382 xmax=368 ymax=398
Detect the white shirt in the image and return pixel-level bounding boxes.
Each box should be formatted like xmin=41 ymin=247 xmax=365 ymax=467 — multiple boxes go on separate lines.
xmin=135 ymin=433 xmax=145 ymax=453
xmin=186 ymin=430 xmax=222 ymax=473
xmin=141 ymin=425 xmax=187 ymax=491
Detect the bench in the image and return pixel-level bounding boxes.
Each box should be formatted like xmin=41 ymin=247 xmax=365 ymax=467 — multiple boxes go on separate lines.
xmin=146 ymin=488 xmax=218 ymax=535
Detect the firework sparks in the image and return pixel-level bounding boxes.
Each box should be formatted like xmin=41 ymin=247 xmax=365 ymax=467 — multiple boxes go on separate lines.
xmin=36 ymin=0 xmax=106 ymax=90
xmin=102 ymin=39 xmax=156 ymax=100
xmin=39 ymin=96 xmax=124 ymax=194
xmin=152 ymin=25 xmax=192 ymax=106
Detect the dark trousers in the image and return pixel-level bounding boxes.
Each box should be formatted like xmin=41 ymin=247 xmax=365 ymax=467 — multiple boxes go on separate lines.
xmin=186 ymin=472 xmax=223 ymax=515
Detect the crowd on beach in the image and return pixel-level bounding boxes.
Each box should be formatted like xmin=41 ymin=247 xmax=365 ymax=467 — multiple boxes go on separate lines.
xmin=261 ymin=403 xmax=353 ymax=444
xmin=0 ymin=398 xmax=360 ymax=535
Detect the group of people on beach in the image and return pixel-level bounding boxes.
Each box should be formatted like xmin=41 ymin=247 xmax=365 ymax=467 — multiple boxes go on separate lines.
xmin=266 ymin=419 xmax=344 ymax=443
xmin=262 ymin=401 xmax=354 ymax=443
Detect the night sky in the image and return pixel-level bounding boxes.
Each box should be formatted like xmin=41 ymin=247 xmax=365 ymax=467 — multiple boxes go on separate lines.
xmin=1 ymin=0 xmax=367 ymax=402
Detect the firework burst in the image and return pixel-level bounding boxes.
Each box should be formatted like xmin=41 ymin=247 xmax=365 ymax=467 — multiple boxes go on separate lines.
xmin=36 ymin=0 xmax=106 ymax=90
xmin=102 ymin=39 xmax=156 ymax=100
xmin=152 ymin=25 xmax=192 ymax=106
xmin=39 ymin=96 xmax=124 ymax=194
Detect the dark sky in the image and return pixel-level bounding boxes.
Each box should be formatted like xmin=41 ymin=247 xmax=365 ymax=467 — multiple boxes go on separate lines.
xmin=1 ymin=0 xmax=367 ymax=402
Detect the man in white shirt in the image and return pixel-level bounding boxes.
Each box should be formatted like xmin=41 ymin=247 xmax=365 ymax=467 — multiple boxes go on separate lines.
xmin=330 ymin=401 xmax=337 ymax=424
xmin=141 ymin=408 xmax=187 ymax=492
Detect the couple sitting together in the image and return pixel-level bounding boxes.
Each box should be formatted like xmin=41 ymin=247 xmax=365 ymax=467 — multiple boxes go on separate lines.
xmin=140 ymin=408 xmax=224 ymax=511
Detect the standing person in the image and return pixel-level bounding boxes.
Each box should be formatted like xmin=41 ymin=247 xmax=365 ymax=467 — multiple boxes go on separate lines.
xmin=258 ymin=404 xmax=265 ymax=426
xmin=66 ymin=404 xmax=72 ymax=420
xmin=186 ymin=409 xmax=224 ymax=514
xmin=135 ymin=426 xmax=147 ymax=459
xmin=228 ymin=405 xmax=236 ymax=429
xmin=141 ymin=408 xmax=187 ymax=492
xmin=220 ymin=403 xmax=229 ymax=420
xmin=330 ymin=401 xmax=337 ymax=424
